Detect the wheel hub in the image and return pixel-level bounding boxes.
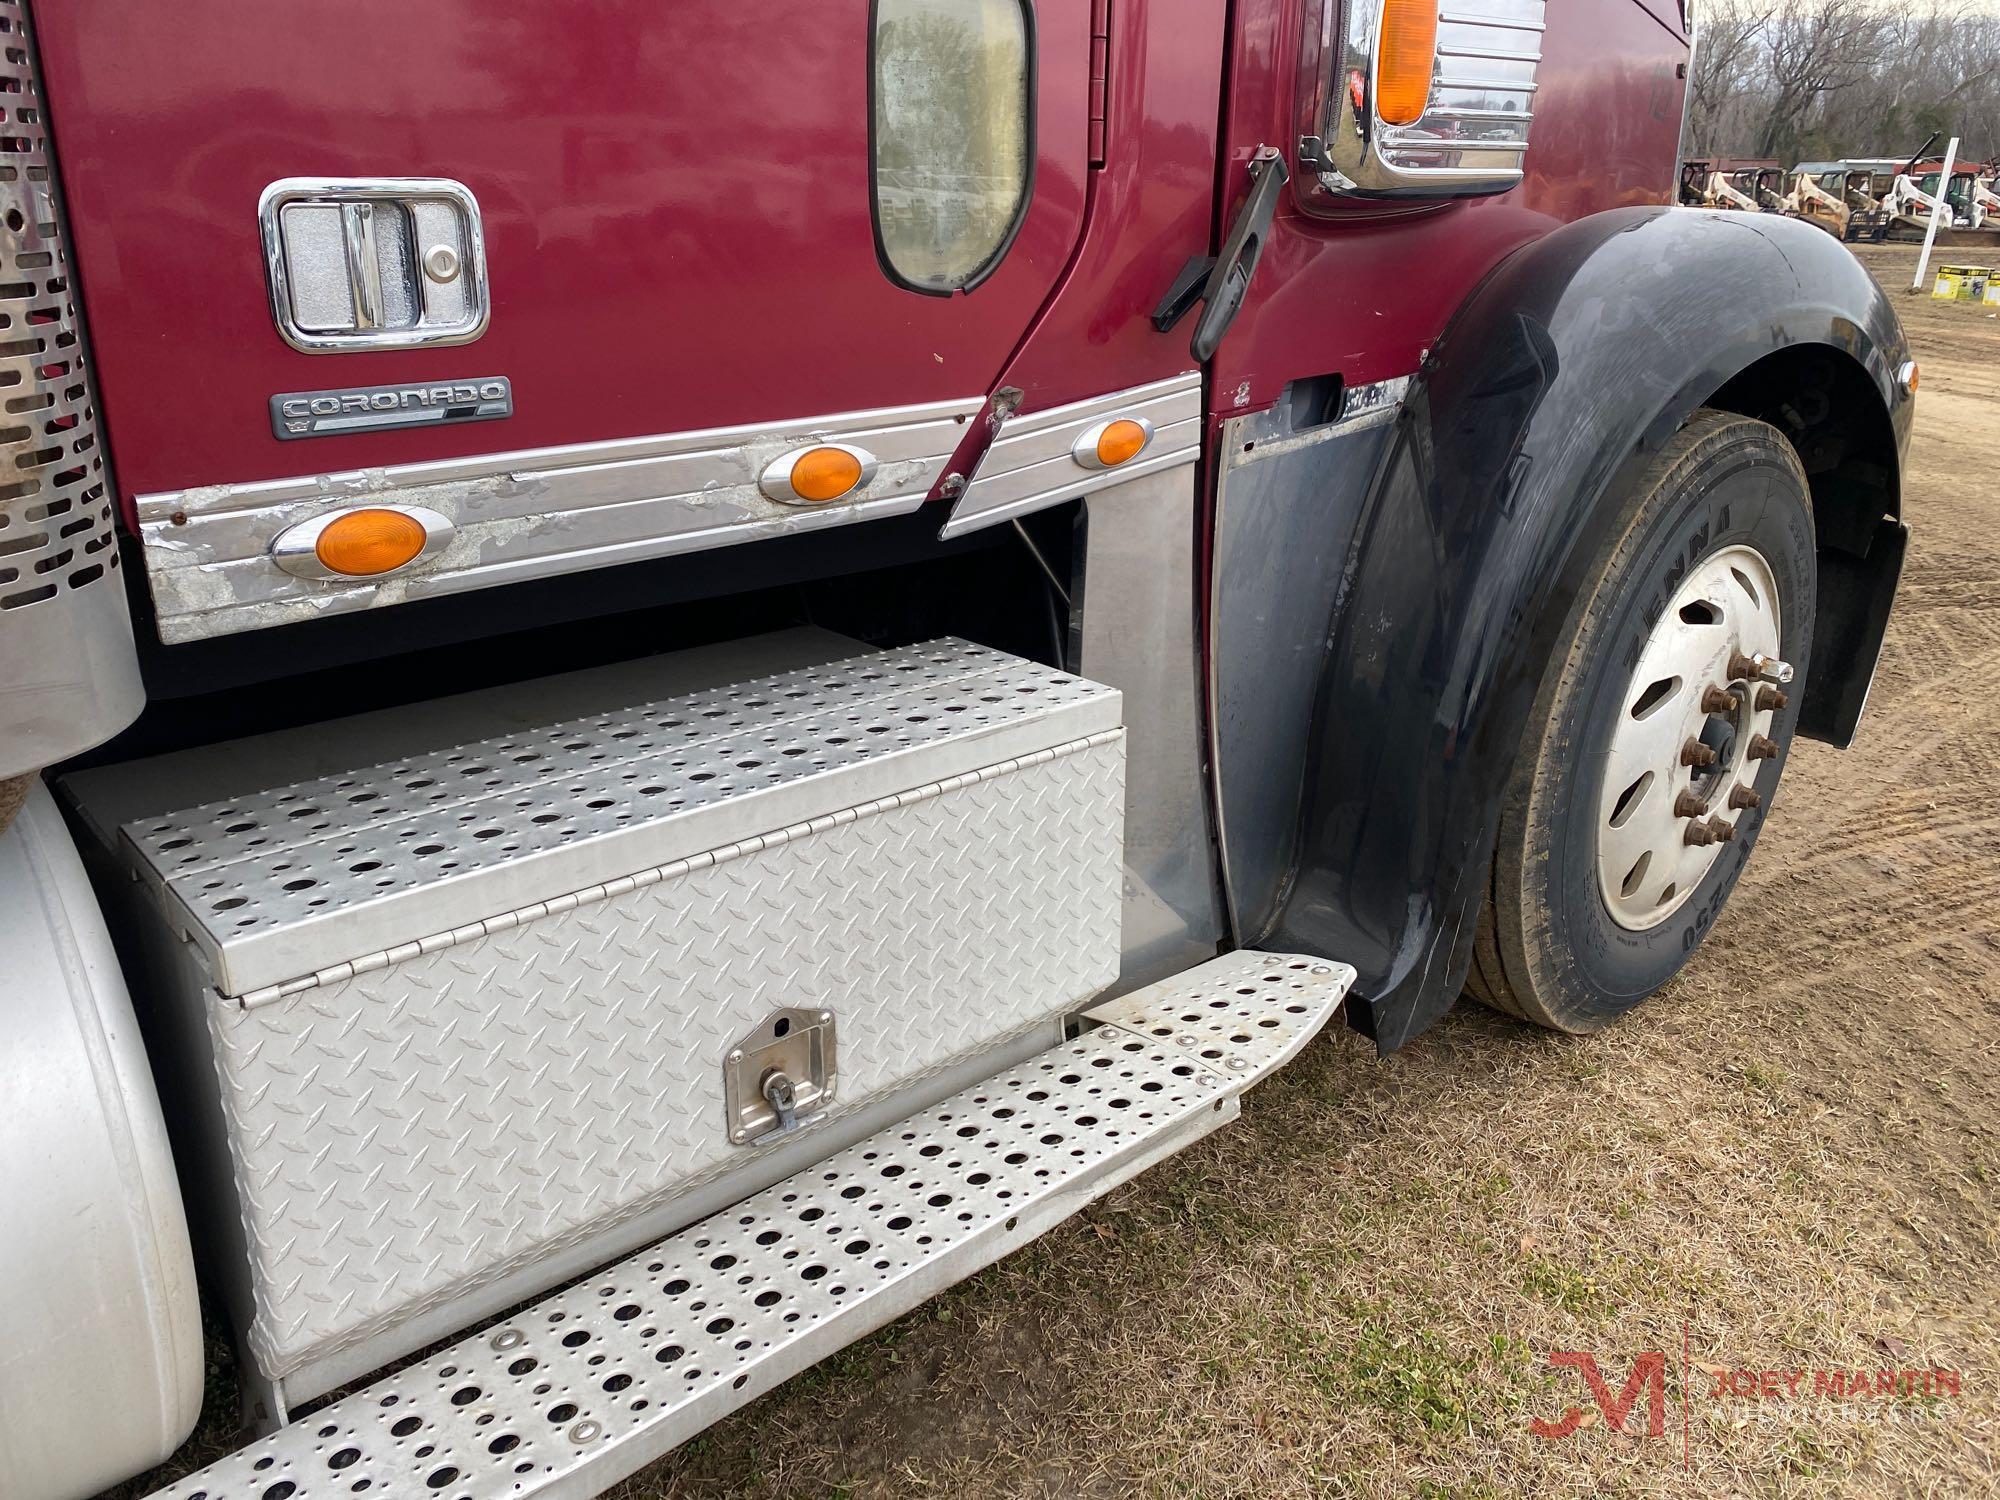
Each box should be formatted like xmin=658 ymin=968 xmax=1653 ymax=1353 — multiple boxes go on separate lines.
xmin=1692 ymin=707 xmax=1738 ymax=800
xmin=1596 ymin=545 xmax=1787 ymax=931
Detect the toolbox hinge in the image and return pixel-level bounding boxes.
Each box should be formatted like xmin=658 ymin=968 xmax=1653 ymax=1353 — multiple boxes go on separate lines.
xmin=1089 ymin=0 xmax=1110 ymax=167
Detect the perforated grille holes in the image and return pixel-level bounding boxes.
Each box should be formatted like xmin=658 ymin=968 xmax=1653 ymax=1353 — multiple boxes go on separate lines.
xmin=0 ymin=0 xmax=117 ymax=614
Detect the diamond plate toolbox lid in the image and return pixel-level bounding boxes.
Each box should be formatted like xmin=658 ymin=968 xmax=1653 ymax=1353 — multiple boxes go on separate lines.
xmin=112 ymin=639 xmax=1122 ymax=998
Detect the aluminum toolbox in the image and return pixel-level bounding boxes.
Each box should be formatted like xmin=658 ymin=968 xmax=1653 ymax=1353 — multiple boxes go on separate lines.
xmin=64 ymin=633 xmax=1124 ymax=1400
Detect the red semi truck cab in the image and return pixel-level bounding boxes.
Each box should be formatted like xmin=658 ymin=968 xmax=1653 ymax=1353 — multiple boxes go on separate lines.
xmin=0 ymin=3 xmax=1911 ymax=1497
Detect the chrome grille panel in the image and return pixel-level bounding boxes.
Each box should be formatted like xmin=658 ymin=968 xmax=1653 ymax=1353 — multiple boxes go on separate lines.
xmin=133 ymin=395 xmax=983 ymax=643
xmin=0 ymin=0 xmax=142 ymax=775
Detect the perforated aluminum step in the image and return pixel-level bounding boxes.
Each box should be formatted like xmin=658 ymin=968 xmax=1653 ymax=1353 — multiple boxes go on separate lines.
xmin=144 ymin=951 xmax=1352 ymax=1500
xmin=113 ymin=639 xmax=1120 ymax=995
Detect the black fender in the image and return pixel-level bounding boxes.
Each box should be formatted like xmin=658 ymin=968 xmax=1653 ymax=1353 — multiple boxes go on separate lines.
xmin=1268 ymin=206 xmax=1912 ymax=1052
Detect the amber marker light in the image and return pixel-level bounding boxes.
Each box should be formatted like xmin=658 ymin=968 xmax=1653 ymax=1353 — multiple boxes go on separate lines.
xmin=1376 ymin=0 xmax=1440 ymax=127
xmin=270 ymin=504 xmax=454 ymax=581
xmin=760 ymin=443 xmax=878 ymax=505
xmin=1072 ymin=415 xmax=1156 ymax=471
xmin=313 ymin=508 xmax=428 ymax=576
xmin=1097 ymin=419 xmax=1149 ymax=466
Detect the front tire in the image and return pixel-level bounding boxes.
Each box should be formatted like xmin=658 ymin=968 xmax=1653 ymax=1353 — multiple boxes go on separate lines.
xmin=1468 ymin=410 xmax=1816 ymax=1032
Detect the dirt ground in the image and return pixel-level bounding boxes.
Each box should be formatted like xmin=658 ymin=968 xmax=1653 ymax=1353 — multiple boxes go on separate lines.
xmin=112 ymin=243 xmax=1998 ymax=1500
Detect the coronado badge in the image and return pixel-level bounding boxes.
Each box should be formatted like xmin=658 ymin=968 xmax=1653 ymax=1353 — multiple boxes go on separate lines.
xmin=269 ymin=376 xmax=512 ymax=440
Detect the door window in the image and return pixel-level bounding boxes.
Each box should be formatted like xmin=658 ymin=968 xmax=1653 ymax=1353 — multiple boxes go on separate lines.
xmin=872 ymin=0 xmax=1034 ymax=294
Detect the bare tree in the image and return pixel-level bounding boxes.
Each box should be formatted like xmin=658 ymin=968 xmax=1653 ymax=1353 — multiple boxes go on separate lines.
xmin=1754 ymin=0 xmax=1888 ymax=157
xmin=1687 ymin=0 xmax=2000 ymax=164
xmin=1688 ymin=0 xmax=1773 ymax=154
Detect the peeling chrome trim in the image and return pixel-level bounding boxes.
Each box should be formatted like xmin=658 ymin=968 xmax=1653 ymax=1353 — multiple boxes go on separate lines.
xmin=939 ymin=373 xmax=1201 ymax=540
xmin=138 ymin=397 xmax=982 ymax=643
xmin=1332 ymin=373 xmax=1413 ymax=432
xmin=1225 ymin=375 xmax=1412 ymax=468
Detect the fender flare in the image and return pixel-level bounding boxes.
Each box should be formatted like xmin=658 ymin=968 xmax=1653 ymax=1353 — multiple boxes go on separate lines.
xmin=1267 ymin=206 xmax=1912 ymax=1051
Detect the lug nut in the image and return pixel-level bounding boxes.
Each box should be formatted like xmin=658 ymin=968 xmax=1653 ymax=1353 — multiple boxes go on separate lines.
xmin=1728 ymin=651 xmax=1794 ymax=685
xmin=1700 ymin=685 xmax=1741 ymax=714
xmin=1681 ymin=738 xmax=1718 ymax=767
xmin=1707 ymin=816 xmax=1737 ymax=843
xmin=1685 ymin=820 xmax=1719 ymax=847
xmin=1755 ymin=685 xmax=1789 ymax=712
xmin=1746 ymin=733 xmax=1781 ymax=760
xmin=1674 ymin=790 xmax=1709 ymax=818
xmin=1727 ymin=784 xmax=1762 ymax=810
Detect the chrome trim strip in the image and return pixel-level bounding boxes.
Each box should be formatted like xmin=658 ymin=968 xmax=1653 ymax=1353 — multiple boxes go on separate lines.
xmin=1427 ymin=106 xmax=1536 ymax=124
xmin=1437 ymin=9 xmax=1546 ymax=28
xmin=1333 ymin=374 xmax=1413 ymax=432
xmin=1436 ymin=43 xmax=1542 ymax=62
xmin=137 ymin=397 xmax=983 ymax=642
xmin=1228 ymin=375 xmax=1412 ymax=468
xmin=938 ymin=373 xmax=1201 ymax=540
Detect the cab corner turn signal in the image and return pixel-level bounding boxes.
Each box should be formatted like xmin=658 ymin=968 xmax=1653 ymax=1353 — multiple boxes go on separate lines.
xmin=1072 ymin=416 xmax=1156 ymax=471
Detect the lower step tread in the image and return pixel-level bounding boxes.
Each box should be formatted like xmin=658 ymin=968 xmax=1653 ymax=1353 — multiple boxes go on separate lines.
xmin=149 ymin=951 xmax=1353 ymax=1500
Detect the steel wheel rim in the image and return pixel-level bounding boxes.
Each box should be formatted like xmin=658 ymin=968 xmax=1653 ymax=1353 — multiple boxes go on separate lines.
xmin=1595 ymin=544 xmax=1784 ymax=932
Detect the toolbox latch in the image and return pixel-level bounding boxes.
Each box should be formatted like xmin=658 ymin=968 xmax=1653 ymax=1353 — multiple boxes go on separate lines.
xmin=725 ymin=1008 xmax=836 ymax=1145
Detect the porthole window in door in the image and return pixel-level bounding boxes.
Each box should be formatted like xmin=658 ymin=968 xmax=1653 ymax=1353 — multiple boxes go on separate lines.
xmin=872 ymin=0 xmax=1033 ymax=294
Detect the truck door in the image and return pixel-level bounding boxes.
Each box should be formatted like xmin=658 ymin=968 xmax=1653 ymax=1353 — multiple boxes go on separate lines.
xmin=39 ymin=3 xmax=1094 ymax=504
